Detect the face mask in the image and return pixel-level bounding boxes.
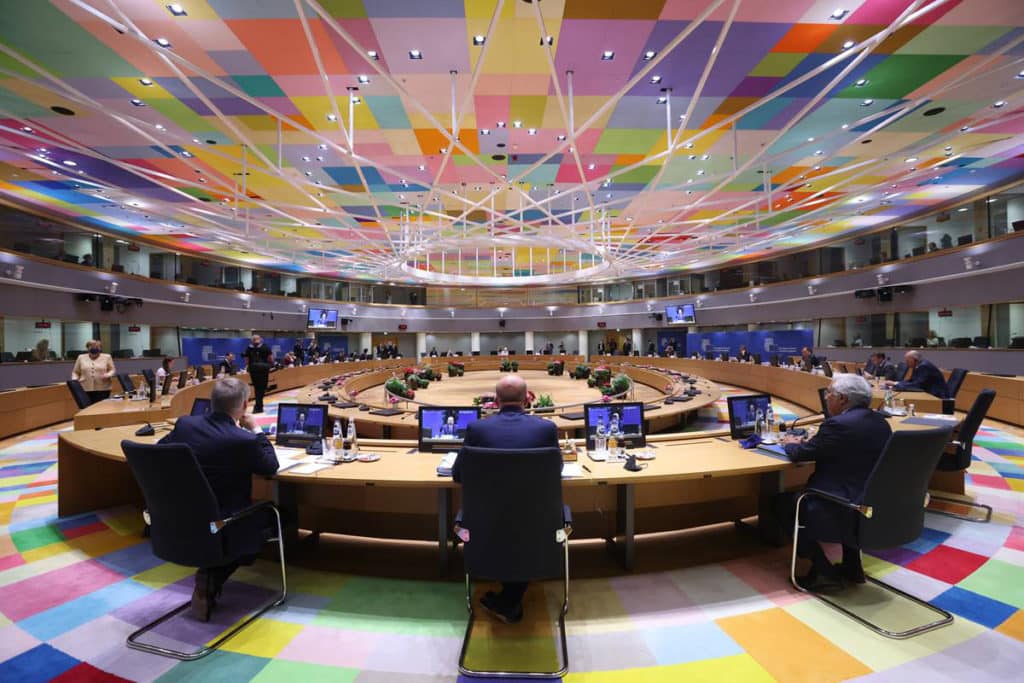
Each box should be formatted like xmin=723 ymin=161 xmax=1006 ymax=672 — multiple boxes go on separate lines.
xmin=89 ymin=349 xmax=101 ymax=356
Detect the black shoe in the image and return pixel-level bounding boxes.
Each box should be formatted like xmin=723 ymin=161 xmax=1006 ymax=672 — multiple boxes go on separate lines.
xmin=191 ymin=570 xmax=213 ymax=622
xmin=796 ymin=570 xmax=845 ymax=593
xmin=837 ymin=563 xmax=866 ymax=584
xmin=480 ymin=592 xmax=523 ymax=625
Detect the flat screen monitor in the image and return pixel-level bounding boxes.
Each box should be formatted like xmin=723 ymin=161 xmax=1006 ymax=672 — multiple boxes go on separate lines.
xmin=584 ymin=402 xmax=646 ymax=450
xmin=307 ymin=307 xmax=338 ymax=329
xmin=726 ymin=394 xmax=773 ymax=440
xmin=275 ymin=403 xmax=328 ymax=447
xmin=160 ymin=373 xmax=172 ymax=395
xmin=190 ymin=397 xmax=211 ymax=416
xmin=418 ymin=406 xmax=481 ymax=453
xmin=117 ymin=373 xmax=134 ymax=394
xmin=665 ymin=303 xmax=696 ymax=325
xmin=177 ymin=370 xmax=188 ymax=389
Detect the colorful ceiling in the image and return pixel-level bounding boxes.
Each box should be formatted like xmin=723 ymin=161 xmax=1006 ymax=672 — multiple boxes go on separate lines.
xmin=0 ymin=0 xmax=1023 ymax=286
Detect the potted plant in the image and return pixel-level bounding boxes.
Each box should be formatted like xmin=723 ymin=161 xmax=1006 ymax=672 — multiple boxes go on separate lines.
xmin=500 ymin=358 xmax=513 ymax=372
xmin=533 ymin=393 xmax=554 ymax=413
xmin=448 ymin=361 xmax=465 ymax=377
xmin=385 ymin=377 xmax=415 ymax=400
xmin=574 ymin=364 xmax=591 ymax=380
xmin=547 ymin=360 xmax=564 ymax=376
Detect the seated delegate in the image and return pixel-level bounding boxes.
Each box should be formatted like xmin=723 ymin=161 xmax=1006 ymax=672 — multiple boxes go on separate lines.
xmin=863 ymin=352 xmax=896 ymax=381
xmin=775 ymin=374 xmax=892 ymax=591
xmin=888 ymin=350 xmax=948 ymax=398
xmin=800 ymin=347 xmax=820 ymax=371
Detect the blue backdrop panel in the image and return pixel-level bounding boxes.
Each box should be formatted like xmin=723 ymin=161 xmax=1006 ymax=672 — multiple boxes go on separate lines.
xmin=181 ymin=337 xmax=301 ymax=369
xmin=656 ymin=331 xmax=686 ymax=354
xmin=314 ymin=334 xmax=349 ymax=355
xmin=684 ymin=330 xmax=813 ymax=358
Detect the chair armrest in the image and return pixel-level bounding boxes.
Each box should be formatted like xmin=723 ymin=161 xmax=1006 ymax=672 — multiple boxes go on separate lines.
xmin=210 ymin=500 xmax=277 ymax=535
xmin=562 ymin=503 xmax=573 ymax=529
xmin=797 ymin=488 xmax=874 ymax=519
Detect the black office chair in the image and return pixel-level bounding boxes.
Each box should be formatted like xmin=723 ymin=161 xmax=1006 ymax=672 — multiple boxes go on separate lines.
xmin=117 ymin=373 xmax=135 ymax=394
xmin=66 ymin=349 xmax=84 ymax=360
xmin=455 ymin=445 xmax=571 ymax=677
xmin=790 ymin=426 xmax=954 ymax=639
xmin=945 ymin=368 xmax=968 ymax=399
xmin=0 ymin=351 xmax=14 ymax=363
xmin=120 ymin=441 xmax=286 ymax=660
xmin=196 ymin=365 xmax=206 ymax=381
xmin=752 ymin=353 xmax=762 ymax=365
xmin=972 ymin=336 xmax=991 ymax=349
xmin=1010 ymin=336 xmax=1024 ymax=349
xmin=928 ymin=389 xmax=996 ymax=523
xmin=66 ymin=380 xmax=92 ymax=409
xmin=114 ymin=349 xmax=134 ymax=359
xmin=949 ymin=337 xmax=971 ymax=348
xmin=907 ymin=337 xmax=927 ymax=348
xmin=817 ymin=387 xmax=831 ymax=418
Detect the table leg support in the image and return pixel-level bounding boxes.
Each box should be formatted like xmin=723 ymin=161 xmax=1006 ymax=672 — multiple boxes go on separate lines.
xmin=605 ymin=483 xmax=635 ymax=570
xmin=437 ymin=488 xmax=451 ymax=577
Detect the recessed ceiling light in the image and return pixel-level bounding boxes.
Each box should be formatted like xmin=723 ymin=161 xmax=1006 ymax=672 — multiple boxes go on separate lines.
xmin=944 ymin=145 xmax=952 ymax=151
xmin=512 ymin=120 xmax=522 ymax=128
xmin=20 ymin=126 xmax=31 ymax=132
xmin=418 ymin=164 xmax=425 ymax=171
xmin=408 ymin=49 xmax=422 ymax=60
xmin=304 ymin=171 xmax=312 ymax=176
xmin=960 ymin=125 xmax=970 ymax=132
xmin=688 ymin=154 xmax=697 ymax=160
xmin=813 ymin=165 xmax=821 ymax=170
xmin=650 ymin=75 xmax=662 ymax=84
xmin=326 ymin=113 xmax=337 ymax=121
xmin=957 ymin=206 xmax=969 ymax=212
xmin=700 ymin=154 xmax=709 ymax=160
xmin=301 ymin=155 xmax=311 ymax=162
xmin=1017 ymin=70 xmax=1024 ymax=79
xmin=814 ymin=150 xmax=824 ymax=156
xmin=830 ymin=9 xmax=849 ymax=20
xmin=841 ymin=123 xmax=849 ymax=129
xmin=480 ymin=129 xmax=490 ymax=135
xmin=440 ymin=147 xmax=447 ymax=154
xmin=656 ymin=96 xmax=667 ymax=104
xmin=318 ymin=143 xmax=328 ymax=150
xmin=154 ymin=123 xmax=165 ymax=130
xmin=367 ymin=50 xmax=379 ymax=60
xmin=472 ymin=35 xmax=485 ymax=46
xmin=496 ymin=121 xmax=506 ymax=128
xmin=683 ymin=142 xmax=693 ymax=149
xmin=167 ymin=3 xmax=186 ymax=16
xmin=540 ymin=35 xmax=553 ymax=46
xmin=357 ymin=75 xmax=370 ymax=84
xmin=155 ymin=37 xmax=171 ymax=48
xmin=556 ymin=134 xmax=566 ymax=141
xmin=807 ymin=136 xmax=815 ymax=142
xmin=601 ymin=50 xmax=615 ymax=61
xmin=527 ymin=128 xmax=537 ymax=135
xmin=316 ymin=155 xmax=323 ymax=161
xmin=139 ymin=78 xmax=153 ymax=86
xmin=905 ymin=156 xmax=918 ymax=163
xmin=643 ymin=50 xmax=657 ymax=61
xmin=130 ymin=98 xmax=145 ymax=106
xmin=860 ymin=98 xmax=874 ymax=106
xmin=587 ymin=163 xmax=596 ymax=170
xmin=992 ymin=100 xmax=1007 ymax=108
xmin=181 ymin=150 xmax=192 ymax=157
xmin=350 ymin=96 xmax=361 ymax=104
xmin=854 ymin=78 xmax=868 ymax=87
xmin=696 ymin=169 xmax=705 ymax=176
xmin=62 ymin=160 xmax=77 ymax=167
xmin=842 ymin=40 xmax=855 ymax=49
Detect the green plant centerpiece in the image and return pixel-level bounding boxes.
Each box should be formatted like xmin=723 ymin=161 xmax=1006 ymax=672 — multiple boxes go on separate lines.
xmin=533 ymin=393 xmax=554 ymax=413
xmin=385 ymin=376 xmax=415 ymax=400
xmin=500 ymin=358 xmax=518 ymax=372
xmin=547 ymin=360 xmax=564 ymax=376
xmin=601 ymin=373 xmax=632 ymax=397
xmin=574 ymin=364 xmax=591 ymax=380
xmin=447 ymin=361 xmax=465 ymax=377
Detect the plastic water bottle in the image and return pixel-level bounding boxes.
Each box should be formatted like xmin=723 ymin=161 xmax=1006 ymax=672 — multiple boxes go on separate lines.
xmin=332 ymin=420 xmax=343 ymax=455
xmin=765 ymin=407 xmax=775 ymax=438
xmin=755 ymin=409 xmax=765 ymax=438
xmin=595 ymin=417 xmax=607 ymax=453
xmin=884 ymin=388 xmax=894 ymax=410
xmin=346 ymin=418 xmax=357 ymax=453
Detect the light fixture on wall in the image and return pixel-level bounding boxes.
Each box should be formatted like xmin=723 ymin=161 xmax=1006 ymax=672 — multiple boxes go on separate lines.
xmin=749 ymin=291 xmax=758 ymax=303
xmin=180 ymin=292 xmax=190 ymax=303
xmin=963 ymin=256 xmax=981 ymax=271
xmin=876 ymin=273 xmax=890 ymax=285
xmin=695 ymin=298 xmax=704 ymax=308
xmin=105 ymin=281 xmax=118 ymax=294
xmin=449 ymin=308 xmax=455 ymax=318
xmin=3 ymin=265 xmax=24 ymax=280
xmin=807 ymin=285 xmax=818 ymax=295
xmin=547 ymin=306 xmax=557 ymax=317
xmin=497 ymin=307 xmax=507 ymax=318
xmin=299 ymin=303 xmax=307 ymax=313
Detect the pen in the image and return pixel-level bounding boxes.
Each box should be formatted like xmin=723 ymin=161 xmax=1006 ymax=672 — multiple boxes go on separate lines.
xmin=581 ymin=464 xmax=592 ymax=473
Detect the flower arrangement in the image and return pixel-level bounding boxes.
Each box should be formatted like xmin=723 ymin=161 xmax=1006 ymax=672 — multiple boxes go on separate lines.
xmin=534 ymin=393 xmax=554 ymax=411
xmin=385 ymin=376 xmax=415 ymax=400
xmin=547 ymin=360 xmax=565 ymax=376
xmin=500 ymin=358 xmax=519 ymax=372
xmin=602 ymin=373 xmax=632 ymax=397
xmin=574 ymin=364 xmax=591 ymax=380
xmin=448 ymin=362 xmax=465 ymax=377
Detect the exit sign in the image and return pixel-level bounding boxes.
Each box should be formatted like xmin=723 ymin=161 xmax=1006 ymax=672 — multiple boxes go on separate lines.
xmin=596 ymin=322 xmax=607 ymax=328
xmin=34 ymin=321 xmax=51 ymax=329
xmin=128 ymin=325 xmax=141 ymax=332
xmin=398 ymin=323 xmax=408 ymax=331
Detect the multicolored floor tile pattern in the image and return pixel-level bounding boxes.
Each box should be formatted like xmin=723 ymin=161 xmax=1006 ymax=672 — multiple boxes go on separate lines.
xmin=1 ymin=389 xmax=1023 ymax=681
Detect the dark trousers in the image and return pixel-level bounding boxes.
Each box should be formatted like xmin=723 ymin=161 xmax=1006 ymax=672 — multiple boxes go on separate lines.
xmin=250 ymin=368 xmax=269 ymax=412
xmin=87 ymin=390 xmax=110 ymax=403
xmin=774 ymin=491 xmax=862 ymax=576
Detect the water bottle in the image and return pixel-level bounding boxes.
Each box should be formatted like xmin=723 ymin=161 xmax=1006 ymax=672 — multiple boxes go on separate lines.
xmin=755 ymin=409 xmax=765 ymax=438
xmin=595 ymin=417 xmax=607 ymax=453
xmin=346 ymin=418 xmax=357 ymax=453
xmin=884 ymin=388 xmax=894 ymax=410
xmin=765 ymin=407 xmax=775 ymax=439
xmin=332 ymin=420 xmax=343 ymax=455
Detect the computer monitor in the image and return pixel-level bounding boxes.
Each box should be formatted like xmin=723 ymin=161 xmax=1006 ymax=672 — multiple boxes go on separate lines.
xmin=177 ymin=370 xmax=188 ymax=389
xmin=823 ymin=362 xmax=834 ymax=378
xmin=307 ymin=307 xmax=338 ymax=329
xmin=160 ymin=373 xmax=172 ymax=396
xmin=418 ymin=406 xmax=481 ymax=453
xmin=275 ymin=403 xmax=328 ymax=447
xmin=141 ymin=369 xmax=157 ymax=402
xmin=584 ymin=402 xmax=646 ymax=450
xmin=704 ymin=351 xmax=716 ymax=360
xmin=720 ymin=351 xmax=730 ymax=362
xmin=195 ymin=365 xmax=206 ymax=381
xmin=117 ymin=372 xmax=134 ymax=394
xmin=190 ymin=397 xmax=211 ymax=416
xmin=665 ymin=303 xmax=696 ymax=325
xmin=726 ymin=394 xmax=773 ymax=440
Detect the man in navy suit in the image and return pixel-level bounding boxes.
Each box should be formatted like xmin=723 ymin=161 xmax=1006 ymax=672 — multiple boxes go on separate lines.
xmin=453 ymin=374 xmax=559 ymax=624
xmin=158 ymin=377 xmax=278 ymax=621
xmin=775 ymin=374 xmax=892 ymax=591
xmin=889 ymin=350 xmax=949 ymax=398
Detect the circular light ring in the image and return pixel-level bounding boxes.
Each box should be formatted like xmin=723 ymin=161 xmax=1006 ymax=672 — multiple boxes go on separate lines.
xmin=399 ymin=259 xmax=612 ymax=286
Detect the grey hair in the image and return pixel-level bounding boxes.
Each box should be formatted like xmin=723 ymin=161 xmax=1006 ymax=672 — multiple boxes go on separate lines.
xmin=906 ymin=349 xmax=923 ymax=361
xmin=829 ymin=373 xmax=872 ymax=409
xmin=210 ymin=377 xmax=249 ymax=414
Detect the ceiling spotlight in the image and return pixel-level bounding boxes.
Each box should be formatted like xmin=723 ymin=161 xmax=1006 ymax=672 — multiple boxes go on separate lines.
xmin=556 ymin=134 xmax=566 ymax=141
xmin=350 ymin=96 xmax=361 ymax=104
xmin=960 ymin=125 xmax=970 ymax=132
xmin=480 ymin=128 xmax=490 ymax=136
xmin=814 ymin=150 xmax=824 ymax=156
xmin=656 ymin=96 xmax=667 ymax=104
xmin=587 ymin=163 xmax=596 ymax=170
xmin=905 ymin=156 xmax=918 ymax=163
xmin=181 ymin=150 xmax=192 ymax=157
xmin=326 ymin=113 xmax=337 ymax=121
xmin=841 ymin=123 xmax=849 ymax=129
xmin=944 ymin=145 xmax=953 ymax=151
xmin=650 ymin=75 xmax=662 ymax=84
xmin=139 ymin=78 xmax=153 ymax=86
xmin=643 ymin=50 xmax=657 ymax=61
xmin=527 ymin=128 xmax=537 ymax=135
xmin=540 ymin=35 xmax=553 ymax=46
xmin=301 ymin=155 xmax=311 ymax=162
xmin=62 ymin=160 xmax=77 ymax=167
xmin=367 ymin=50 xmax=379 ymax=60
xmin=830 ymin=9 xmax=849 ymax=20
xmin=957 ymin=206 xmax=969 ymax=212
xmin=357 ymin=75 xmax=370 ymax=84
xmin=512 ymin=120 xmax=522 ymax=128
xmin=807 ymin=136 xmax=815 ymax=142
xmin=993 ymin=100 xmax=1007 ymax=108
xmin=854 ymin=78 xmax=868 ymax=87
xmin=842 ymin=40 xmax=855 ymax=49
xmin=130 ymin=98 xmax=145 ymax=106
xmin=683 ymin=142 xmax=694 ymax=149
xmin=601 ymin=50 xmax=615 ymax=61
xmin=154 ymin=123 xmax=165 ymax=130
xmin=440 ymin=147 xmax=447 ymax=154
xmin=408 ymin=49 xmax=422 ymax=60
xmin=473 ymin=35 xmax=485 ymax=46
xmin=860 ymin=99 xmax=874 ymax=106
xmin=155 ymin=37 xmax=171 ymax=48
xmin=318 ymin=143 xmax=328 ymax=150
xmin=167 ymin=3 xmax=186 ymax=16
xmin=496 ymin=121 xmax=506 ymax=128
xmin=700 ymin=154 xmax=710 ymax=160
xmin=20 ymin=126 xmax=32 ymax=132
xmin=417 ymin=164 xmax=425 ymax=171
xmin=1017 ymin=70 xmax=1024 ymax=79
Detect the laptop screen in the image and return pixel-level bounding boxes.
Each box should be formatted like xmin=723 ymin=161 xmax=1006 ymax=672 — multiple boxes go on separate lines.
xmin=275 ymin=404 xmax=327 ymax=446
xmin=190 ymin=397 xmax=211 ymax=416
xmin=726 ymin=394 xmax=772 ymax=439
xmin=584 ymin=402 xmax=646 ymax=449
xmin=418 ymin=406 xmax=481 ymax=453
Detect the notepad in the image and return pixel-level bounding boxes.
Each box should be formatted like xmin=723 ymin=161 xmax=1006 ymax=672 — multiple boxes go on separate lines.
xmin=755 ymin=443 xmax=790 ymax=460
xmin=561 ymin=463 xmax=584 ymax=479
xmin=288 ymin=462 xmax=331 ymax=475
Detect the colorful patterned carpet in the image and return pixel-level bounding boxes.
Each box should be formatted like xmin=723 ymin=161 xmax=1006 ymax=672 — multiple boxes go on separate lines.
xmin=1 ymin=389 xmax=1022 ymax=682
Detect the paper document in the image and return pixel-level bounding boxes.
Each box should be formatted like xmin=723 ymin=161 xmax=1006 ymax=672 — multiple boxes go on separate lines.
xmin=288 ymin=462 xmax=331 ymax=475
xmin=561 ymin=463 xmax=585 ymax=478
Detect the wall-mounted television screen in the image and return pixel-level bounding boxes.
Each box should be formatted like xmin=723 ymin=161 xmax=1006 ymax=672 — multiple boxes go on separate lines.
xmin=665 ymin=303 xmax=696 ymax=325
xmin=307 ymin=308 xmax=338 ymax=329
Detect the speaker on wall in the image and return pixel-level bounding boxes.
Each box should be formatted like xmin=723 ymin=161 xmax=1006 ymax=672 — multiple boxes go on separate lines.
xmin=653 ymin=312 xmax=664 ymax=321
xmin=854 ymin=289 xmax=876 ymax=299
xmin=100 ymin=296 xmax=115 ymax=311
xmin=498 ymin=319 xmax=506 ymax=328
xmin=877 ymin=286 xmax=893 ymax=302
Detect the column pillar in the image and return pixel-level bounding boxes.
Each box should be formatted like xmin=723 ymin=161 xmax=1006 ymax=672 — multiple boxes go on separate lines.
xmin=524 ymin=330 xmax=535 ymax=354
xmin=471 ymin=332 xmax=481 ymax=354
xmin=416 ymin=332 xmax=427 ymax=359
xmin=359 ymin=332 xmax=372 ymax=356
xmin=631 ymin=328 xmax=643 ymax=357
xmin=577 ymin=329 xmax=588 ymax=360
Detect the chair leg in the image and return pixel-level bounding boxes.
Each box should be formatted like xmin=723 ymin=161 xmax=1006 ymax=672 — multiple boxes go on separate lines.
xmin=458 ymin=542 xmax=570 ymax=678
xmin=790 ymin=496 xmax=952 ymax=639
xmin=126 ymin=507 xmax=288 ymax=660
xmin=927 ymin=493 xmax=993 ymax=523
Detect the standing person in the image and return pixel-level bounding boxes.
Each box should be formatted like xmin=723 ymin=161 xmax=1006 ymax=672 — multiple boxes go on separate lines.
xmin=242 ymin=334 xmax=272 ymax=413
xmin=157 ymin=377 xmax=278 ymax=621
xmin=775 ymin=374 xmax=891 ymax=591
xmin=597 ymin=341 xmax=605 ymax=355
xmin=71 ymin=339 xmax=116 ymax=403
xmin=292 ymin=339 xmax=305 ymax=366
xmin=622 ymin=339 xmax=632 ymax=356
xmin=156 ymin=357 xmax=174 ymax=388
xmin=647 ymin=340 xmax=656 ymax=356
xmin=452 ymin=375 xmax=559 ymax=624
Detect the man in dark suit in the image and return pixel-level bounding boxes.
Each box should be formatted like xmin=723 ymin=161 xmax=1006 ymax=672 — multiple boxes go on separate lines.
xmin=889 ymin=350 xmax=949 ymax=398
xmin=863 ymin=352 xmax=895 ymax=381
xmin=800 ymin=347 xmax=820 ymax=371
xmin=242 ymin=334 xmax=272 ymax=413
xmin=737 ymin=345 xmax=752 ymax=362
xmin=217 ymin=352 xmax=236 ymax=376
xmin=453 ymin=374 xmax=559 ymax=624
xmin=158 ymin=377 xmax=278 ymax=621
xmin=775 ymin=373 xmax=891 ymax=591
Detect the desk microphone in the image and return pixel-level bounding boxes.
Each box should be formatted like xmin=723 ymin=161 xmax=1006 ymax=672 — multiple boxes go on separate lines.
xmin=135 ymin=423 xmax=155 ymax=437
xmin=781 ymin=413 xmax=823 ymax=432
